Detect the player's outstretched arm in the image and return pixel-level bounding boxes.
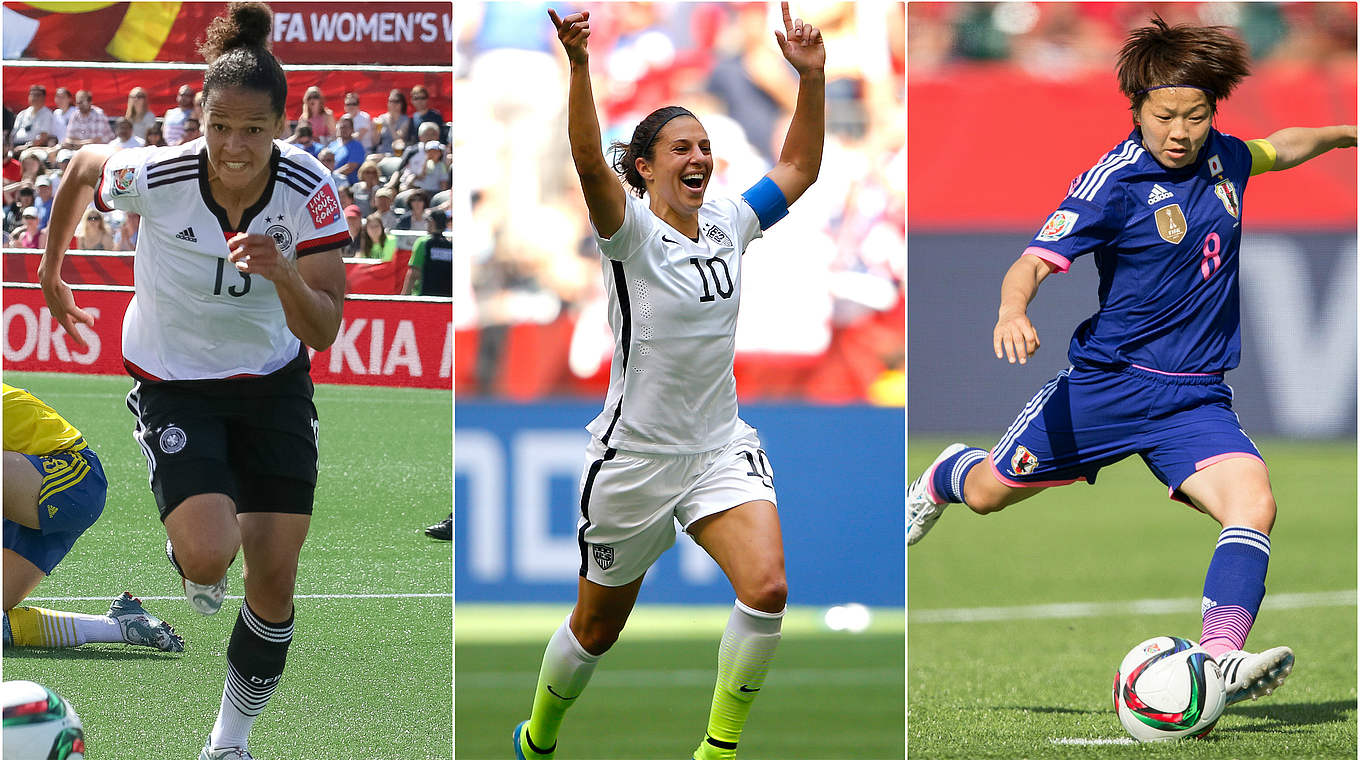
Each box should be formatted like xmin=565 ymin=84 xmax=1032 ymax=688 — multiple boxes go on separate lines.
xmin=993 ymin=254 xmax=1055 ymax=365
xmin=38 ymin=143 xmax=118 ymax=350
xmin=1258 ymin=125 xmax=1356 ymax=172
xmin=549 ymin=7 xmax=626 ymax=239
xmin=764 ymin=2 xmax=825 ymax=207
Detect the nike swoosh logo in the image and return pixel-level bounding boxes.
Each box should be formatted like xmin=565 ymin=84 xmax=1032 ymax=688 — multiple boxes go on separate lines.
xmin=546 ymin=685 xmax=577 ymax=701
xmin=662 ymin=235 xmax=679 ymax=245
xmin=738 ymin=685 xmax=760 ymax=693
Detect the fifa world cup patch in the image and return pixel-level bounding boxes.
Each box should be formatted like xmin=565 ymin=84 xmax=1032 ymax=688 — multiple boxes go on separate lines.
xmin=1213 ymin=179 xmax=1239 ymax=218
xmin=1035 ymin=210 xmax=1078 ymax=242
xmin=1010 ymin=445 xmax=1038 ymax=476
xmin=592 ymin=544 xmax=615 ymax=570
xmin=306 ymin=184 xmax=342 ymax=229
xmin=1154 ymin=203 xmax=1187 ymax=244
xmin=111 ymin=167 xmax=138 ymax=197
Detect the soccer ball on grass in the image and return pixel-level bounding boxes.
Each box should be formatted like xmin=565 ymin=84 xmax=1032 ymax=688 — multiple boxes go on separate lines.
xmin=1 ymin=680 xmax=85 ymax=760
xmin=1112 ymin=635 xmax=1225 ymax=741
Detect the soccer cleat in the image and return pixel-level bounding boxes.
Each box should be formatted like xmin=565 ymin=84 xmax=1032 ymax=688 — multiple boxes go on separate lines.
xmin=425 ymin=513 xmax=452 ymax=541
xmin=513 ymin=719 xmax=554 ymax=759
xmin=108 ymin=592 xmax=185 ymax=652
xmin=199 ymin=745 xmax=254 ymax=760
xmin=1217 ymin=646 xmax=1295 ymax=705
xmin=907 ymin=443 xmax=967 ymax=546
xmin=166 ymin=538 xmax=227 ymax=615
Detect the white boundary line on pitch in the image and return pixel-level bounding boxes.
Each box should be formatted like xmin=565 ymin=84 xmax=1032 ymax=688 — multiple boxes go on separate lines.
xmin=1050 ymin=738 xmax=1137 ymax=746
xmin=28 ymin=593 xmax=450 ymax=602
xmin=909 ymin=589 xmax=1355 ymax=624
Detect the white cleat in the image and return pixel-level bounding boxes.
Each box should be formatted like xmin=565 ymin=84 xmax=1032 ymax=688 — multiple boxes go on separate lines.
xmin=1218 ymin=646 xmax=1295 ymax=705
xmin=200 ymin=745 xmax=254 ymax=760
xmin=907 ymin=443 xmax=967 ymax=546
xmin=166 ymin=538 xmax=227 ymax=615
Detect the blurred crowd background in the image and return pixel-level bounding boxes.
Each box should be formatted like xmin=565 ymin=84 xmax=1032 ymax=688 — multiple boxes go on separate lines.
xmin=454 ymin=1 xmax=905 ymax=403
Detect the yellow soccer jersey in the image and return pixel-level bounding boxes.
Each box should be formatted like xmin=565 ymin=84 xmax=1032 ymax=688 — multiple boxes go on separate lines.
xmin=3 ymin=383 xmax=87 ymax=455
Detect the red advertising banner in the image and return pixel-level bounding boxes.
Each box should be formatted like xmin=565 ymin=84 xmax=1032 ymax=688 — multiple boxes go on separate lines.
xmin=2 ymin=286 xmax=451 ymax=389
xmin=3 ymin=2 xmax=452 ymax=66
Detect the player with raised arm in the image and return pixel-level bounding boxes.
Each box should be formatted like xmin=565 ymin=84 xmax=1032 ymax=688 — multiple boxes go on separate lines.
xmin=907 ymin=17 xmax=1355 ymax=707
xmin=513 ymin=4 xmax=823 ymax=760
xmin=38 ymin=3 xmax=350 ymax=758
xmin=3 ymin=383 xmax=184 ymax=654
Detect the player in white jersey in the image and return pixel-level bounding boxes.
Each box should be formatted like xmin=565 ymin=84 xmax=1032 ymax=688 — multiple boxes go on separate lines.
xmin=514 ymin=6 xmax=824 ymax=760
xmin=37 ymin=4 xmax=349 ymax=759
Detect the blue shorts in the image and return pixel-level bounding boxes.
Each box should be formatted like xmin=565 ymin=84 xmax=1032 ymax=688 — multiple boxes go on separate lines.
xmin=2 ymin=447 xmax=106 ymax=574
xmin=989 ymin=365 xmax=1262 ymax=505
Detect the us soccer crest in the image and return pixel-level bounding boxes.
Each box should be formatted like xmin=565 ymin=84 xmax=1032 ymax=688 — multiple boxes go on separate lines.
xmin=111 ymin=167 xmax=138 ymax=196
xmin=704 ymin=224 xmax=732 ymax=248
xmin=592 ymin=544 xmax=615 ymax=570
xmin=1154 ymin=204 xmax=1187 ymax=244
xmin=1010 ymin=445 xmax=1038 ymax=476
xmin=1213 ymin=179 xmax=1239 ymax=218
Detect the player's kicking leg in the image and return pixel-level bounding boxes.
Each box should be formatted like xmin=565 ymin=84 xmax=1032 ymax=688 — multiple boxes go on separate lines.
xmin=908 ymin=444 xmax=1046 ymax=545
xmin=1177 ymin=456 xmax=1294 ymax=705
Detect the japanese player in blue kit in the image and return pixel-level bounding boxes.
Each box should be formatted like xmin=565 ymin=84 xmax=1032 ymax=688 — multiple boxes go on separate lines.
xmin=907 ymin=16 xmax=1355 ymax=707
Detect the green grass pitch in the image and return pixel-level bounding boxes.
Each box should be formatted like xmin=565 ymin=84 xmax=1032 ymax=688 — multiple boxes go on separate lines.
xmin=3 ymin=371 xmax=452 ymax=759
xmin=455 ymin=605 xmax=905 ymax=759
xmin=908 ymin=436 xmax=1357 ymax=759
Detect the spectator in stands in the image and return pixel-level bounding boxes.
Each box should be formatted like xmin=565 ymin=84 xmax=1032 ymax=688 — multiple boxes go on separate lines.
xmin=298 ymin=86 xmax=336 ymax=144
xmin=358 ymin=212 xmax=396 ymax=260
xmin=405 ymin=84 xmax=444 ymax=144
xmin=32 ymin=176 xmax=53 ymax=229
xmin=144 ymin=124 xmax=166 ymax=148
xmin=51 ymin=87 xmax=75 ymax=125
xmin=285 ymin=122 xmax=321 ymax=157
xmin=386 ymin=121 xmax=441 ymax=191
xmin=326 ymin=115 xmax=365 ymax=185
xmin=373 ymin=187 xmax=400 ymax=230
xmin=344 ymin=204 xmax=363 ymax=254
xmin=73 ymin=207 xmax=114 ymax=250
xmin=10 ymin=206 xmax=47 ymax=248
xmin=401 ymin=141 xmax=450 ymax=194
xmin=396 ymin=189 xmax=429 ymax=230
xmin=15 ymin=148 xmax=47 ymax=188
xmin=162 ymin=84 xmax=198 ymax=145
xmin=63 ymin=90 xmax=114 ymax=148
xmin=337 ymin=184 xmax=357 ymax=213
xmin=4 ymin=187 xmax=35 ymax=232
xmin=108 ymin=118 xmax=145 ymax=151
xmin=178 ymin=117 xmax=201 ymax=144
xmin=342 ymin=91 xmax=373 ymax=148
xmin=12 ymin=85 xmax=55 ymax=148
xmin=113 ymin=211 xmax=139 ymax=251
xmin=372 ymin=89 xmax=411 ymax=155
xmin=352 ymin=160 xmax=383 ymax=216
xmin=125 ymin=87 xmax=157 ymax=140
xmin=403 ymin=209 xmax=450 ymax=296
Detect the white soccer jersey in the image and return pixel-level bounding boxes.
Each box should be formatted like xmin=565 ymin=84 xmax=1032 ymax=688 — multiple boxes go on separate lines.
xmin=587 ymin=192 xmax=763 ymax=454
xmin=96 ymin=138 xmax=351 ymax=380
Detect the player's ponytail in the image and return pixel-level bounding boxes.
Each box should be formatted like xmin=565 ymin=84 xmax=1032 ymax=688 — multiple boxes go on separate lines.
xmin=199 ymin=1 xmax=288 ymax=117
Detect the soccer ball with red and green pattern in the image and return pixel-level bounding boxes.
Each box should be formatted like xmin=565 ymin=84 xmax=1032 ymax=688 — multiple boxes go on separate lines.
xmin=1112 ymin=636 xmax=1225 ymax=742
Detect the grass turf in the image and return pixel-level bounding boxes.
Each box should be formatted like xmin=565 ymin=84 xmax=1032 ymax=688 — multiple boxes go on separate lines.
xmin=907 ymin=436 xmax=1357 ymax=759
xmin=3 ymin=371 xmax=452 ymax=759
xmin=455 ymin=604 xmax=905 ymax=760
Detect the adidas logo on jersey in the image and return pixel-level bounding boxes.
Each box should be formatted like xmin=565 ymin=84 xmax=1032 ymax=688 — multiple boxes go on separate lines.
xmin=175 ymin=227 xmax=197 ymax=243
xmin=1146 ymin=184 xmax=1174 ymax=205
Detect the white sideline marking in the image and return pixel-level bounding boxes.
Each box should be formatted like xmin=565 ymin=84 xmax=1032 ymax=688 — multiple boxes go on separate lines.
xmin=457 ymin=666 xmax=898 ymax=690
xmin=1051 ymin=738 xmax=1136 ymax=746
xmin=28 ymin=592 xmax=450 ymax=602
xmin=910 ymin=589 xmax=1355 ymax=624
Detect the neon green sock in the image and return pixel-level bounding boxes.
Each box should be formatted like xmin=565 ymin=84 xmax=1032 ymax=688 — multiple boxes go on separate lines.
xmin=694 ymin=601 xmax=784 ymax=760
xmin=524 ymin=615 xmax=600 ymax=756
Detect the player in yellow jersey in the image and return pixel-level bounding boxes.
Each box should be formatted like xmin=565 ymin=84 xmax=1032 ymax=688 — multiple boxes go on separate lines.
xmin=3 ymin=383 xmax=183 ymax=652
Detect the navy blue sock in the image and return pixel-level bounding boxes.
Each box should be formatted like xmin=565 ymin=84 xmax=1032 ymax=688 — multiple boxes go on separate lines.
xmin=929 ymin=447 xmax=988 ymax=504
xmin=1199 ymin=526 xmax=1269 ymax=657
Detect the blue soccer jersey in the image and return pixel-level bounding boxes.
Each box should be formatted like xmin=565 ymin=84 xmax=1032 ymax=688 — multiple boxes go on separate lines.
xmin=1024 ymin=127 xmax=1258 ymax=374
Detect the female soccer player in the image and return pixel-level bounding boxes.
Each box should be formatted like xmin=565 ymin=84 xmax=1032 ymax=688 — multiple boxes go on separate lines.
xmin=514 ymin=5 xmax=823 ymax=760
xmin=38 ymin=3 xmax=350 ymax=758
xmin=907 ymin=17 xmax=1355 ymax=707
xmin=4 ymin=382 xmax=184 ymax=654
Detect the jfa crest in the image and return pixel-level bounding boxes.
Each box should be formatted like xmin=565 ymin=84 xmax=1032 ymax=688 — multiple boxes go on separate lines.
xmin=592 ymin=544 xmax=615 ymax=570
xmin=1010 ymin=445 xmax=1038 ymax=476
xmin=111 ymin=167 xmax=138 ymax=197
xmin=1213 ymin=179 xmax=1239 ymax=219
xmin=307 ymin=185 xmax=342 ymax=229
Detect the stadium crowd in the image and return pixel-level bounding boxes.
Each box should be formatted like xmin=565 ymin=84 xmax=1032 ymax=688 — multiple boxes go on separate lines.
xmin=3 ymin=80 xmax=452 ymax=294
xmin=455 ymin=1 xmax=905 ymax=402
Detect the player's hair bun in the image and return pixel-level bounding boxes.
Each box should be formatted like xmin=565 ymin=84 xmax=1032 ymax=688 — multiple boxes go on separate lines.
xmin=199 ymin=2 xmax=273 ymax=62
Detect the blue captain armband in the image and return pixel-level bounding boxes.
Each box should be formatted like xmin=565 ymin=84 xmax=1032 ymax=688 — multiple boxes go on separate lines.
xmin=741 ymin=176 xmax=789 ymax=230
